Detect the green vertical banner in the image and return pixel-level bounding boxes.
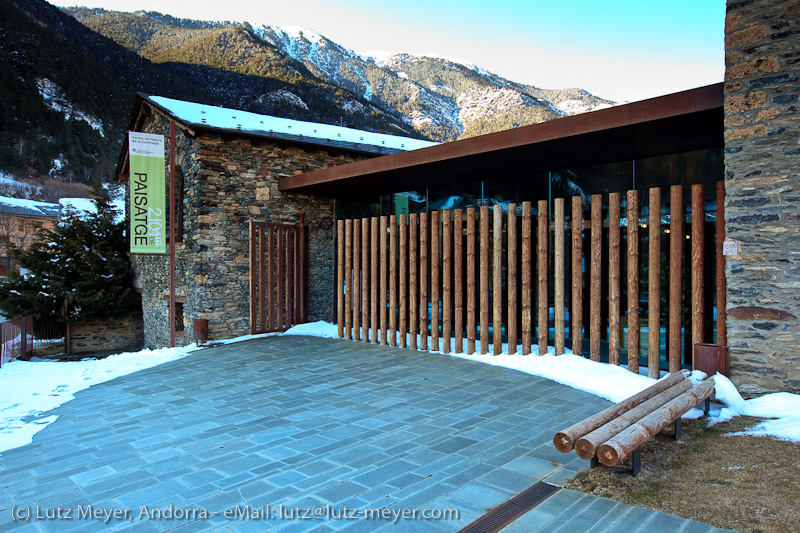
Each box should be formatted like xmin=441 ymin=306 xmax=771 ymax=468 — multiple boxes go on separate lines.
xmin=128 ymin=132 xmax=166 ymax=254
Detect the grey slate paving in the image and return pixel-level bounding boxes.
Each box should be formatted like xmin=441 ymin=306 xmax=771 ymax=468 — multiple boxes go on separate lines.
xmin=0 ymin=336 xmax=725 ymax=532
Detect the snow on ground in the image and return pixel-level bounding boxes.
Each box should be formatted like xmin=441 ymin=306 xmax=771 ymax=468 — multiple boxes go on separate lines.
xmin=287 ymin=321 xmax=800 ymax=443
xmin=0 ymin=345 xmax=201 ymax=454
xmin=2 ymin=324 xmax=798 ymax=456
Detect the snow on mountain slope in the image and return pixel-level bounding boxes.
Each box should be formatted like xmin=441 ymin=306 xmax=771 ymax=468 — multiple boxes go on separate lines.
xmin=36 ymin=78 xmax=105 ymax=136
xmin=206 ymin=22 xmax=614 ymax=142
xmin=457 ymin=88 xmax=542 ymax=124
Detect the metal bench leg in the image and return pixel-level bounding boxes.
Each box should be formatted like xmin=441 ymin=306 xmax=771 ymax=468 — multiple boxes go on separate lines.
xmin=674 ymin=418 xmax=682 ymax=441
xmin=632 ymin=449 xmax=641 ymax=477
xmin=704 ymin=398 xmax=711 ymax=416
xmin=590 ymin=456 xmax=599 ymax=469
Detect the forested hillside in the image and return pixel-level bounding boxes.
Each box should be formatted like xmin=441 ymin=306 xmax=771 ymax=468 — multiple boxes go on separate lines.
xmin=0 ymin=0 xmax=613 ymax=187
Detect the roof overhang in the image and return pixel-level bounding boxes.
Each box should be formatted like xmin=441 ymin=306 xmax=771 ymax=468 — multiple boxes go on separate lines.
xmin=279 ymin=83 xmax=724 ymax=197
xmin=116 ymin=94 xmax=432 ymax=181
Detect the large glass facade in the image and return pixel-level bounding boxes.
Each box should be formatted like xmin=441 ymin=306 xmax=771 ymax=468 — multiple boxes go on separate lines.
xmin=336 ymin=148 xmax=721 ymax=220
xmin=334 ymin=147 xmax=723 ymax=370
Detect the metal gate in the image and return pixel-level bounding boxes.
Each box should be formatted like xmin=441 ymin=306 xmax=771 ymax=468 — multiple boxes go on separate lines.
xmin=249 ymin=221 xmax=307 ymax=333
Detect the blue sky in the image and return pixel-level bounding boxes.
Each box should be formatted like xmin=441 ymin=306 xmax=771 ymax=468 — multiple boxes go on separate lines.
xmin=49 ymin=0 xmax=725 ymax=102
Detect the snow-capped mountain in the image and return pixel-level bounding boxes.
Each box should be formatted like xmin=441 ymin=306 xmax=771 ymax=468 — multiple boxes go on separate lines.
xmin=252 ymin=25 xmax=615 ymax=142
xmin=2 ymin=0 xmax=617 ymax=185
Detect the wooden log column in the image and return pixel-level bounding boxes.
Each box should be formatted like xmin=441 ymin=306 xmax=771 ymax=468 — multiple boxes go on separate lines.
xmin=521 ymin=201 xmax=533 ymax=355
xmin=537 ymin=200 xmax=549 ymax=356
xmin=571 ymin=196 xmax=583 ymax=357
xmin=648 ymin=188 xmax=661 ymax=378
xmin=493 ymin=205 xmax=503 ymax=355
xmin=627 ymin=190 xmax=640 ymax=374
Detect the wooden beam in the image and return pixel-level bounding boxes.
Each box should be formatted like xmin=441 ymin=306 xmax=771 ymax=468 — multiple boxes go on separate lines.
xmin=537 ymin=200 xmax=548 ymax=356
xmin=467 ymin=208 xmax=476 ymax=354
xmin=371 ymin=217 xmax=379 ymax=344
xmin=361 ymin=218 xmax=369 ymax=342
xmin=493 ymin=205 xmax=503 ymax=355
xmin=590 ymin=195 xmax=602 ymax=361
xmin=627 ymin=190 xmax=640 ymax=374
xmin=648 ymin=188 xmax=661 ymax=378
xmin=409 ymin=213 xmax=418 ymax=350
xmin=420 ymin=212 xmax=429 ymax=351
xmin=480 ymin=205 xmax=490 ymax=354
xmin=455 ymin=209 xmax=465 ymax=354
xmin=508 ymin=204 xmax=518 ymax=355
xmin=379 ymin=216 xmax=388 ymax=344
xmin=431 ymin=210 xmax=440 ymax=352
xmin=608 ymin=193 xmax=621 ymax=366
xmin=691 ymin=184 xmax=705 ymax=361
xmin=399 ymin=215 xmax=407 ymax=348
xmin=669 ymin=185 xmax=684 ymax=373
xmin=337 ymin=220 xmax=344 ymax=338
xmin=443 ymin=210 xmax=452 ymax=353
xmin=522 ymin=201 xmax=532 ymax=355
xmin=554 ymin=198 xmax=565 ymax=355
xmin=571 ymin=196 xmax=583 ymax=356
xmin=389 ymin=215 xmax=397 ymax=346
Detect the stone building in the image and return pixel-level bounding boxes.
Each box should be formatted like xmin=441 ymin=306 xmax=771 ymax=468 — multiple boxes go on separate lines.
xmin=0 ymin=196 xmax=60 ymax=277
xmin=118 ymin=95 xmax=434 ymax=347
xmin=722 ymin=0 xmax=800 ymax=394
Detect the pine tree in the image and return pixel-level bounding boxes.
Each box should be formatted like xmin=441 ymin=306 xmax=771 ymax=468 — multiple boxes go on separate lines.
xmin=0 ymin=186 xmax=136 ymax=324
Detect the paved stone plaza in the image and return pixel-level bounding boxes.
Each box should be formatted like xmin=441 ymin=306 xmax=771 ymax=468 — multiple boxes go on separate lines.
xmin=0 ymin=336 xmax=731 ymax=532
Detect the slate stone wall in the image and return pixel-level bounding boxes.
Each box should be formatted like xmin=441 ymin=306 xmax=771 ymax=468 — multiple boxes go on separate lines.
xmin=724 ymin=0 xmax=800 ymax=394
xmin=130 ymin=114 xmax=365 ymax=347
xmin=69 ymin=314 xmax=145 ymax=354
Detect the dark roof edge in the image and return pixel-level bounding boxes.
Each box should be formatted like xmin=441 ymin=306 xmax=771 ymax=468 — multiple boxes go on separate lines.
xmin=278 ymin=83 xmax=724 ymax=193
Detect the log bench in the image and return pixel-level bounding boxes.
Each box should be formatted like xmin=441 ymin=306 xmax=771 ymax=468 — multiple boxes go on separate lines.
xmin=553 ymin=370 xmax=714 ymax=476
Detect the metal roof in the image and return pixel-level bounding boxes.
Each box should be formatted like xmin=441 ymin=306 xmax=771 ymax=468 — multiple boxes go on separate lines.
xmin=0 ymin=196 xmax=61 ymax=218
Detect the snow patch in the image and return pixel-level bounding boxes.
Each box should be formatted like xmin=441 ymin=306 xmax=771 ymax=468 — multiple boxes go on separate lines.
xmin=557 ymin=99 xmax=614 ymax=115
xmin=36 ymin=78 xmax=105 ymax=136
xmin=259 ymin=89 xmax=308 ymax=110
xmin=457 ymin=88 xmax=539 ymax=124
xmin=0 ymin=174 xmax=42 ymax=199
xmin=362 ymin=50 xmax=396 ymax=66
xmin=0 ymin=345 xmax=200 ymax=453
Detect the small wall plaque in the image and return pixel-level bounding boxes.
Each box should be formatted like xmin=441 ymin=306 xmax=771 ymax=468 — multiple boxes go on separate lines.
xmin=723 ymin=241 xmax=738 ymax=256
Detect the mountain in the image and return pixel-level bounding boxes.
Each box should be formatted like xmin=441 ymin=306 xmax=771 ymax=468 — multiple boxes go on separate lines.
xmin=66 ymin=9 xmax=614 ymax=143
xmin=0 ymin=0 xmax=212 ymax=185
xmin=252 ymin=26 xmax=614 ymax=142
xmin=0 ymin=0 xmax=418 ymax=187
xmin=1 ymin=1 xmax=614 ymax=186
xmin=64 ymin=8 xmax=414 ymax=133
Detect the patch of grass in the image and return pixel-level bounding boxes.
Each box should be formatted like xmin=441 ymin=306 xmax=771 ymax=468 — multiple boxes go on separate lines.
xmin=564 ymin=416 xmax=800 ymax=533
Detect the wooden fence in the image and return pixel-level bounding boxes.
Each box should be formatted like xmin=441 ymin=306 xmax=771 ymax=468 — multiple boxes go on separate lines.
xmin=335 ymin=183 xmax=726 ymax=378
xmin=249 ymin=221 xmax=307 ymax=334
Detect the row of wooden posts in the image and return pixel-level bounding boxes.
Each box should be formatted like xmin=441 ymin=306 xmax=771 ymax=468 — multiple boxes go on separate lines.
xmin=335 ymin=182 xmax=726 ymax=378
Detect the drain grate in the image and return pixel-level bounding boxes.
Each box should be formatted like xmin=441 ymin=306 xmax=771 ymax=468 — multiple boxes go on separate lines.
xmin=457 ymin=481 xmax=561 ymax=533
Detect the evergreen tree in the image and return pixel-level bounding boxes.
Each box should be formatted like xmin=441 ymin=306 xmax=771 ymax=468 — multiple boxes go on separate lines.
xmin=0 ymin=186 xmax=136 ymax=324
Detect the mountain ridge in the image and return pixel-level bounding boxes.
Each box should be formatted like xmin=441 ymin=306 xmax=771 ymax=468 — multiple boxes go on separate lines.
xmin=0 ymin=0 xmax=615 ymax=188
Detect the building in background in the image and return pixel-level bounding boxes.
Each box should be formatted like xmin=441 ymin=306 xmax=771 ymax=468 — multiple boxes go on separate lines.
xmin=0 ymin=197 xmax=60 ymax=277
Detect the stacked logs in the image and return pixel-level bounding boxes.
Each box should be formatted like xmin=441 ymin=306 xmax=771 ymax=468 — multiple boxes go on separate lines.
xmin=553 ymin=371 xmax=715 ymax=467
